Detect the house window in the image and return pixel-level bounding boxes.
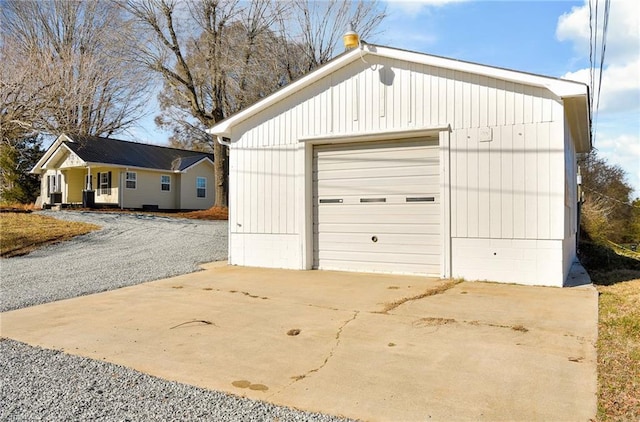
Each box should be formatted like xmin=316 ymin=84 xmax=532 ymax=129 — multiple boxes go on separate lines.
xmin=126 ymin=172 xmax=137 ymax=189
xmin=161 ymin=175 xmax=171 ymax=192
xmin=196 ymin=177 xmax=206 ymax=198
xmin=98 ymin=172 xmax=111 ymax=195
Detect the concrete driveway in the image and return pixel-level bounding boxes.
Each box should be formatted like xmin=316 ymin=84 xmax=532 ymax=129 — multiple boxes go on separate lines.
xmin=0 ymin=263 xmax=598 ymax=421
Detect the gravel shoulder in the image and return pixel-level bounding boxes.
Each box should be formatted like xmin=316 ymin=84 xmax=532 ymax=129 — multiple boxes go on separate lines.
xmin=1 ymin=210 xmax=228 ymax=312
xmin=0 ymin=339 xmax=355 ymax=422
xmin=1 ymin=211 xmax=353 ymax=422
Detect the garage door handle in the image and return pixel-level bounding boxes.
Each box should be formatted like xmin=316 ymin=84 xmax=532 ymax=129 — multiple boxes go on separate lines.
xmin=406 ymin=197 xmax=435 ymax=202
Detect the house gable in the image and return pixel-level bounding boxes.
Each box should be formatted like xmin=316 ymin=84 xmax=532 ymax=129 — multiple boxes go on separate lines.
xmin=209 ymin=44 xmax=590 ymax=152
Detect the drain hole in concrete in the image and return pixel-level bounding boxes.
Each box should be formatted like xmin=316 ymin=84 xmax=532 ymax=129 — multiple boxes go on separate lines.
xmin=287 ymin=329 xmax=301 ymax=336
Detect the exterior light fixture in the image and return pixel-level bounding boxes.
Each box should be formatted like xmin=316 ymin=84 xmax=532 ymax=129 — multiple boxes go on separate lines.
xmin=343 ymin=23 xmax=360 ymax=50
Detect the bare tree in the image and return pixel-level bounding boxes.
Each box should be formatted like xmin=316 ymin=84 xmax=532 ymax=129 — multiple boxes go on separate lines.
xmin=287 ymin=0 xmax=387 ymax=71
xmin=122 ymin=0 xmax=386 ymax=207
xmin=0 ymin=0 xmax=151 ymax=139
xmin=122 ymin=0 xmax=289 ymax=206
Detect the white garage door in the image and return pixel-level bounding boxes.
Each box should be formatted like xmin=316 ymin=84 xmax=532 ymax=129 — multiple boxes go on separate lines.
xmin=313 ymin=139 xmax=441 ymax=275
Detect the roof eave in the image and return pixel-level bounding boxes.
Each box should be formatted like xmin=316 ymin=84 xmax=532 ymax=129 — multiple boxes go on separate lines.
xmin=563 ymin=94 xmax=592 ymax=153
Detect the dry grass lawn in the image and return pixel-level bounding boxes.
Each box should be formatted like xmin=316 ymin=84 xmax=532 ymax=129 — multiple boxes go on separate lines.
xmin=0 ymin=212 xmax=100 ymax=257
xmin=596 ymin=279 xmax=640 ymax=421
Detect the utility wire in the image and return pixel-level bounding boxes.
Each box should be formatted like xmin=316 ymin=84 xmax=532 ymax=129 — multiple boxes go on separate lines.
xmin=589 ymin=0 xmax=595 ymax=116
xmin=583 ymin=186 xmax=640 ymax=209
xmin=595 ymin=0 xmax=610 ymax=135
xmin=588 ymin=0 xmax=612 ymax=147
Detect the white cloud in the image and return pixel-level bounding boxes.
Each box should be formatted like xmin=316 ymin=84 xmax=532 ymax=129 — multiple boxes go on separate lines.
xmin=562 ymin=58 xmax=640 ymax=113
xmin=557 ymin=0 xmax=640 ymax=194
xmin=385 ymin=0 xmax=467 ymax=15
xmin=557 ymin=0 xmax=640 ymax=63
xmin=596 ymin=133 xmax=640 ymax=197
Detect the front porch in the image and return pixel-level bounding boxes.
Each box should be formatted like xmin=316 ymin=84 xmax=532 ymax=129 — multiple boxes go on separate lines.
xmin=42 ymin=167 xmax=120 ymax=209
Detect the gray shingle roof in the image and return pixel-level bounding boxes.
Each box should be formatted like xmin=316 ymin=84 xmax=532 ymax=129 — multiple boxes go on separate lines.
xmin=63 ymin=135 xmax=213 ymax=171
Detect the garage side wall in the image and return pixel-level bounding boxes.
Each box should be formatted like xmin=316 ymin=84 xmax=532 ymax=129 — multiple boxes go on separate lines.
xmin=228 ymin=55 xmax=571 ymax=285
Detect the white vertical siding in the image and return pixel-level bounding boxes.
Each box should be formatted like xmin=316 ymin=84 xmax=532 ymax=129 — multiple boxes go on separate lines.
xmin=450 ymin=120 xmax=565 ymax=241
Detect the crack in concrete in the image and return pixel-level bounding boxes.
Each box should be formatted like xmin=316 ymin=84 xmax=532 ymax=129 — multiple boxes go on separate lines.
xmin=269 ymin=310 xmax=359 ymax=398
xmin=379 ymin=279 xmax=462 ymax=314
xmin=410 ymin=317 xmax=531 ymax=333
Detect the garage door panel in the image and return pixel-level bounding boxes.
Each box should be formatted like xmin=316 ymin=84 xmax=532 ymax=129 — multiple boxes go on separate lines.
xmin=315 ymin=141 xmax=436 ymax=154
xmin=313 ymin=139 xmax=441 ymax=276
xmin=316 ymin=174 xmax=439 ymax=190
xmin=317 ymin=232 xmax=440 ymax=246
xmin=315 ymin=154 xmax=439 ymax=171
xmin=318 ymin=250 xmax=441 ymax=265
xmin=318 ymin=241 xmax=441 ymax=255
xmin=314 ymin=165 xmax=438 ymax=181
xmin=315 ymin=210 xmax=440 ymax=224
xmin=317 ymin=259 xmax=439 ymax=275
xmin=314 ymin=199 xmax=440 ymax=209
xmin=316 ymin=222 xmax=440 ymax=236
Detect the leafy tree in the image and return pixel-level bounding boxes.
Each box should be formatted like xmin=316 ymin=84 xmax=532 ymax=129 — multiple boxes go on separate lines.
xmin=630 ymin=198 xmax=640 ymax=243
xmin=579 ymin=151 xmax=634 ymax=243
xmin=0 ymin=136 xmax=43 ymax=204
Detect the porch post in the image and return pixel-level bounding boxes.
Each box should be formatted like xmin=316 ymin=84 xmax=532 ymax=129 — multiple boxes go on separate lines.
xmin=86 ymin=166 xmax=91 ymax=189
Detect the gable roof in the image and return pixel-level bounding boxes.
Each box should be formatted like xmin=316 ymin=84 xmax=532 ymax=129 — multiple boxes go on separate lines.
xmin=208 ymin=43 xmax=591 ymax=152
xmin=31 ymin=134 xmax=214 ymax=174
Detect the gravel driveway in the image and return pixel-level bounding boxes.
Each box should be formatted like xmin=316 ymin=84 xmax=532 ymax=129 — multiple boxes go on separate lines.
xmin=1 ymin=210 xmax=228 ymax=313
xmin=1 ymin=211 xmax=352 ymax=422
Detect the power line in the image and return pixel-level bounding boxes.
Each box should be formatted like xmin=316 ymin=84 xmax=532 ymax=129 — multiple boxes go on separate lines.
xmin=583 ymin=186 xmax=640 ymax=209
xmin=588 ymin=0 xmax=612 ymax=147
xmin=595 ymin=0 xmax=610 ymax=123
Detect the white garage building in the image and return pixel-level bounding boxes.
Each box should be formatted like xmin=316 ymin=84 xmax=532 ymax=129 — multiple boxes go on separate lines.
xmin=208 ymin=44 xmax=591 ymax=287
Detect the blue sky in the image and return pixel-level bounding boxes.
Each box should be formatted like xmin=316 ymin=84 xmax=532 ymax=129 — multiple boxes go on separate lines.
xmin=133 ymin=0 xmax=639 ymax=196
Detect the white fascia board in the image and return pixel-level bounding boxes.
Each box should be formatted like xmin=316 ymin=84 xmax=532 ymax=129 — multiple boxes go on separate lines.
xmin=299 ymin=125 xmax=451 ymax=145
xmin=370 ymin=45 xmax=589 ymax=98
xmin=30 ymin=133 xmax=74 ymax=174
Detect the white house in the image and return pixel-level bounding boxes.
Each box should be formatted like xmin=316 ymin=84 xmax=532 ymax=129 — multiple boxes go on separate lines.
xmin=31 ymin=134 xmax=216 ymax=210
xmin=208 ymin=44 xmax=591 ymax=287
